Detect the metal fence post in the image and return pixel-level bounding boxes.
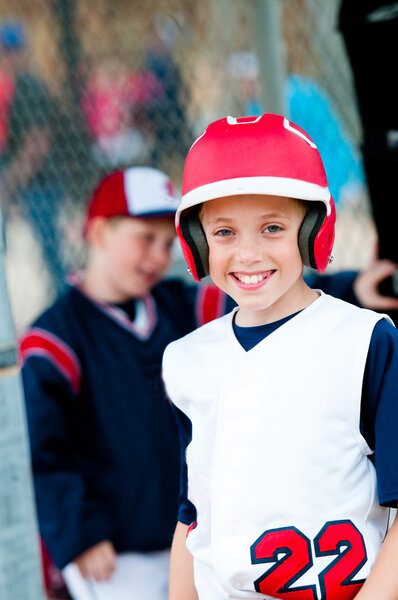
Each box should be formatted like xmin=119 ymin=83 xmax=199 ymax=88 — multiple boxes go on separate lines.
xmin=0 ymin=209 xmax=45 ymax=600
xmin=249 ymin=0 xmax=286 ymax=115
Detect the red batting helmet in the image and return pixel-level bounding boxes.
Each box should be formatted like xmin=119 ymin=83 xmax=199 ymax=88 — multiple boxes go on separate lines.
xmin=176 ymin=114 xmax=335 ymax=280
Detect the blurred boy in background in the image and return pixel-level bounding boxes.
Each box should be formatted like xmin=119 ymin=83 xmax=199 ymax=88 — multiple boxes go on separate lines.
xmin=19 ymin=166 xmax=231 ymax=600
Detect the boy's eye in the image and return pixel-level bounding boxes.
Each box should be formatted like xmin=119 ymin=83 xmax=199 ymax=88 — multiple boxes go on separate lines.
xmin=215 ymin=228 xmax=233 ymax=237
xmin=140 ymin=233 xmax=155 ymax=244
xmin=264 ymin=224 xmax=281 ymax=233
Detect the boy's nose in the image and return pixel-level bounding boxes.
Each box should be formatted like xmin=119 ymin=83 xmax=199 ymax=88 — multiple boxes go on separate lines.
xmin=236 ymin=240 xmax=262 ymax=264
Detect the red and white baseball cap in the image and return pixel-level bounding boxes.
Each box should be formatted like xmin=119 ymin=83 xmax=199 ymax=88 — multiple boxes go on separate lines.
xmin=86 ymin=166 xmax=180 ymax=225
xmin=177 ymin=114 xmax=335 ymax=279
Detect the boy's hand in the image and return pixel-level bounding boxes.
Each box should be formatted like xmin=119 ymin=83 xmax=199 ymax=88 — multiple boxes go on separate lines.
xmin=74 ymin=540 xmax=117 ymax=581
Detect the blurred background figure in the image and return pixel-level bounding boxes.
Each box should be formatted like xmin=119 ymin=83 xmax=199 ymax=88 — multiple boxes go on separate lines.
xmin=338 ymin=0 xmax=398 ymax=315
xmin=80 ymin=53 xmax=163 ymax=169
xmin=225 ymin=51 xmax=264 ymax=116
xmin=142 ymin=13 xmax=192 ymax=166
xmin=19 ymin=166 xmax=232 ymax=600
xmin=0 ymin=19 xmax=67 ymax=294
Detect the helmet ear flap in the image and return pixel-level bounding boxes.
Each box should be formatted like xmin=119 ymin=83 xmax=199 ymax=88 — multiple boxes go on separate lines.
xmin=298 ymin=203 xmax=327 ymax=269
xmin=180 ymin=209 xmax=209 ymax=279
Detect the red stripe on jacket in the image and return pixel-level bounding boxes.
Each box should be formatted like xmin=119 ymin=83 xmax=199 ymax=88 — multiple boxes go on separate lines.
xmin=19 ymin=328 xmax=82 ymax=394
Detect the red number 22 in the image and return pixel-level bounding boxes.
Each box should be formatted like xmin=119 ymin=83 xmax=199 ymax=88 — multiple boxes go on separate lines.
xmin=250 ymin=520 xmax=367 ymax=600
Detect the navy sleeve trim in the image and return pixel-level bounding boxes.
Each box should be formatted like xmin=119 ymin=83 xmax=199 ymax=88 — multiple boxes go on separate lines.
xmin=362 ymin=318 xmax=398 ymax=509
xmin=378 ymin=496 xmax=398 ymax=509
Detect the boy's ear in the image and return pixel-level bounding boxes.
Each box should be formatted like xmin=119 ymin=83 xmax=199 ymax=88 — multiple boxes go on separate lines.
xmin=85 ymin=217 xmax=110 ymax=249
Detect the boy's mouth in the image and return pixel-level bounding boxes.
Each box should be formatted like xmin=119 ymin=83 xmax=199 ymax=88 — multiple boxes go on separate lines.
xmin=230 ymin=270 xmax=275 ymax=287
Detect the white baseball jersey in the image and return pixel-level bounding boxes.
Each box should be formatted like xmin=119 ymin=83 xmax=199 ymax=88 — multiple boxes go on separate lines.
xmin=163 ymin=292 xmax=390 ymax=600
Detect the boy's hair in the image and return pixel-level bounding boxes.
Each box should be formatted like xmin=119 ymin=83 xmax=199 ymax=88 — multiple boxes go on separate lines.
xmin=85 ymin=167 xmax=179 ymax=230
xmin=176 ymin=114 xmax=336 ymax=280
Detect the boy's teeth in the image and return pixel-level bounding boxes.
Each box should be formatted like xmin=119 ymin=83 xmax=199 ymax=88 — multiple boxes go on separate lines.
xmin=238 ymin=274 xmax=264 ymax=284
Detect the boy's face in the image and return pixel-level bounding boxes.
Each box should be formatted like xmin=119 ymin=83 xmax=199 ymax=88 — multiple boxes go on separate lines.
xmin=200 ymin=194 xmax=310 ymax=325
xmin=94 ymin=216 xmax=176 ymax=300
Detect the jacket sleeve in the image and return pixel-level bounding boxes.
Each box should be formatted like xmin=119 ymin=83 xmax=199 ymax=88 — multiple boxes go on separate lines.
xmin=304 ymin=270 xmax=361 ymax=306
xmin=20 ymin=329 xmax=114 ymax=568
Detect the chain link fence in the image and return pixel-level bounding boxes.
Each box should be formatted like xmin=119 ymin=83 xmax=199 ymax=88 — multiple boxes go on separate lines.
xmin=0 ymin=0 xmax=375 ymax=333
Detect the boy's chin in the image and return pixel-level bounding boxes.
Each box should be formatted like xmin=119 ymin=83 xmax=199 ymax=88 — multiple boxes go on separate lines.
xmin=125 ymin=272 xmax=164 ymax=297
xmin=130 ymin=279 xmax=163 ymax=299
xmin=113 ymin=282 xmax=152 ymax=301
xmin=126 ymin=285 xmax=153 ymax=299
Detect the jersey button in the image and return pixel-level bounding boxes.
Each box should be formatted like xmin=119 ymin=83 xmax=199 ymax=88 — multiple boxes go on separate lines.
xmin=237 ymin=375 xmax=249 ymax=386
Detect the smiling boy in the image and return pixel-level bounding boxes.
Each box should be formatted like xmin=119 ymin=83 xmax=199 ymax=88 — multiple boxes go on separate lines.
xmin=163 ymin=114 xmax=398 ymax=600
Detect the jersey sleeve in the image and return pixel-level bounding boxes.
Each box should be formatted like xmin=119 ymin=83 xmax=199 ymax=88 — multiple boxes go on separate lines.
xmin=172 ymin=406 xmax=197 ymax=525
xmin=361 ymin=318 xmax=398 ymax=507
xmin=20 ymin=328 xmax=114 ymax=568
